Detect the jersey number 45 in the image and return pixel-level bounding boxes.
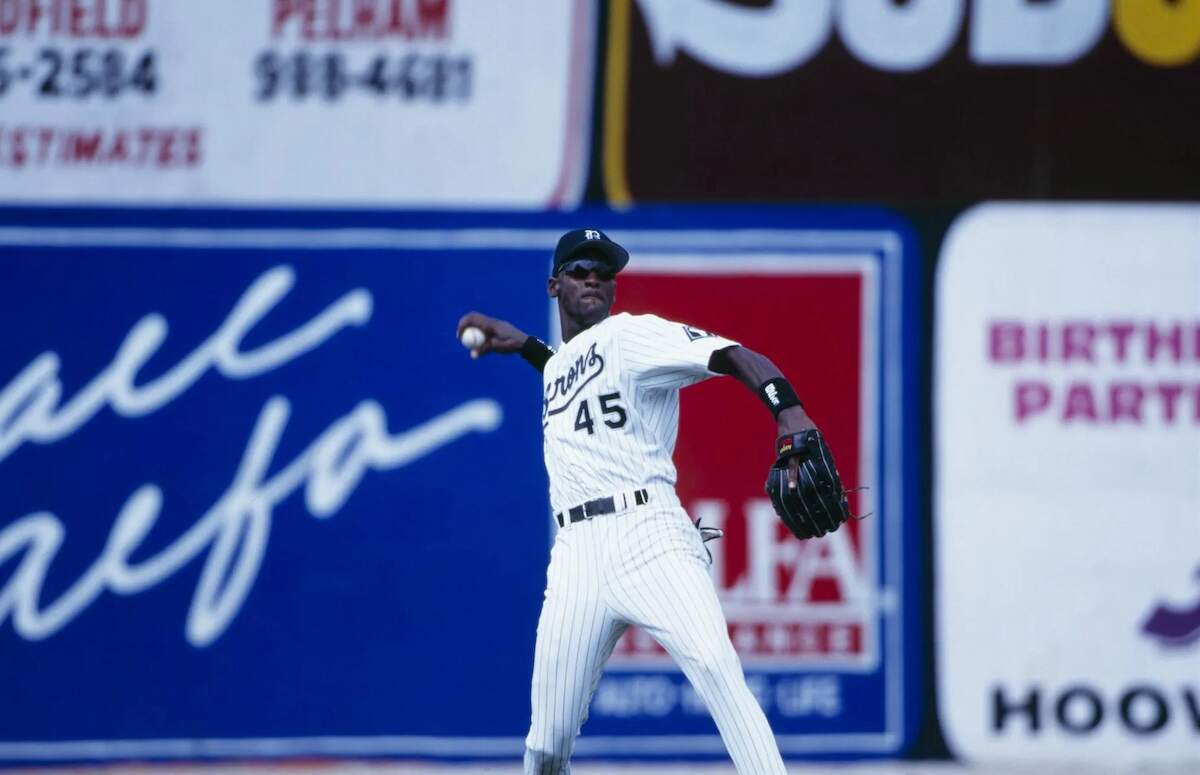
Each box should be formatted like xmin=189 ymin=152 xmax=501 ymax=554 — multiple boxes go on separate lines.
xmin=574 ymin=392 xmax=627 ymax=435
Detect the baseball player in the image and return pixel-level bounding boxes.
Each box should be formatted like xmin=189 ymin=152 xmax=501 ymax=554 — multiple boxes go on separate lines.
xmin=458 ymin=228 xmax=843 ymax=774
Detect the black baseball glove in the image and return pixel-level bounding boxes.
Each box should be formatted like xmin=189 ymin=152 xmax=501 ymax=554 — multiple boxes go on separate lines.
xmin=764 ymin=429 xmax=857 ymax=539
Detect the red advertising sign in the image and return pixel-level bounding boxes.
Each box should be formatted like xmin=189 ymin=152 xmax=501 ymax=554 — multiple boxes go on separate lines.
xmin=539 ymin=213 xmax=917 ymax=757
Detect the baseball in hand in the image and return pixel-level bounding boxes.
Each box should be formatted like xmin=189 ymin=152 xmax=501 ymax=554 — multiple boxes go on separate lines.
xmin=460 ymin=326 xmax=486 ymax=350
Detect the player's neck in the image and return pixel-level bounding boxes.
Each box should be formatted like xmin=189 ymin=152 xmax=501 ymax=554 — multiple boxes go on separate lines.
xmin=559 ymin=311 xmax=609 ymax=343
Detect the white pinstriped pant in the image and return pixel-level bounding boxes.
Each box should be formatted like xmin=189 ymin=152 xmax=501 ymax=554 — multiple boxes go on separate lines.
xmin=523 ymin=505 xmax=787 ymax=774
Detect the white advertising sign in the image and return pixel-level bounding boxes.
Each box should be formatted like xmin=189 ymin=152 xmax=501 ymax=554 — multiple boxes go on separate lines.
xmin=936 ymin=204 xmax=1200 ymax=763
xmin=0 ymin=0 xmax=593 ymax=206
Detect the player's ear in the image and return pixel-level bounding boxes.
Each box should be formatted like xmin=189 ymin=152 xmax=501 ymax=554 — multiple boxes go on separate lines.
xmin=547 ymin=277 xmax=559 ymax=298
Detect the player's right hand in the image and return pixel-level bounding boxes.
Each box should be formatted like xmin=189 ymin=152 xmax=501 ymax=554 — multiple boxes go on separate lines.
xmin=457 ymin=312 xmax=528 ymax=357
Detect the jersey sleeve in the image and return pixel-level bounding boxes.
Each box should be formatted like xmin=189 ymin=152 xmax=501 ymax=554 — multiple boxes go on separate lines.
xmin=618 ymin=314 xmax=740 ymax=389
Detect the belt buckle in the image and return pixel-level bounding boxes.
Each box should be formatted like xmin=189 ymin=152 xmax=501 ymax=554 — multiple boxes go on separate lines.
xmin=585 ymin=496 xmax=616 ymax=519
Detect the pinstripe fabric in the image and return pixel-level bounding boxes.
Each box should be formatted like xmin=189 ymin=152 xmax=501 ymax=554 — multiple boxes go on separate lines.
xmin=526 ymin=313 xmax=786 ymax=774
xmin=524 ymin=509 xmax=786 ymax=774
xmin=542 ymin=313 xmax=737 ymax=516
xmin=524 ymin=521 xmax=627 ymax=774
xmin=605 ymin=509 xmax=786 ymax=773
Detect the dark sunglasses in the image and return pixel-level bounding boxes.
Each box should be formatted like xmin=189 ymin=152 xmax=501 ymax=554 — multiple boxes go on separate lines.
xmin=558 ymin=259 xmax=615 ymax=282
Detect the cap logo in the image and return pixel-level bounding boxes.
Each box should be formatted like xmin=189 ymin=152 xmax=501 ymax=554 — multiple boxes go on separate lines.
xmin=584 ymin=229 xmax=601 ymax=240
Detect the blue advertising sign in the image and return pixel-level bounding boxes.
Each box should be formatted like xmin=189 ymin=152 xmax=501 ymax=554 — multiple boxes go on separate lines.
xmin=0 ymin=208 xmax=921 ymax=763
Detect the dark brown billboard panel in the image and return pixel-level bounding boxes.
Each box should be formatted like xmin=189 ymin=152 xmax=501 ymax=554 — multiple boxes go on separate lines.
xmin=603 ymin=0 xmax=1200 ymax=204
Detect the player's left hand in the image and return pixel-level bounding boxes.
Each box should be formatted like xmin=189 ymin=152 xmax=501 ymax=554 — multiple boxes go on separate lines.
xmin=764 ymin=426 xmax=857 ymax=540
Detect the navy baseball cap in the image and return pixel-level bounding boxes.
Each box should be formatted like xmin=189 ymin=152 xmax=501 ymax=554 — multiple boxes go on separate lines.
xmin=552 ymin=228 xmax=629 ymax=275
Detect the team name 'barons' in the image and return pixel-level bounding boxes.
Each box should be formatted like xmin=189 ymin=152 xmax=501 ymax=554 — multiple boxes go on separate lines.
xmin=271 ymin=0 xmax=449 ymax=41
xmin=543 ymin=343 xmax=603 ymax=418
xmin=0 ymin=0 xmax=146 ymax=38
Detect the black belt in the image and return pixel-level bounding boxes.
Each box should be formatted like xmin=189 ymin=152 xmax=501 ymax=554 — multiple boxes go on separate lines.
xmin=555 ymin=488 xmax=650 ymax=528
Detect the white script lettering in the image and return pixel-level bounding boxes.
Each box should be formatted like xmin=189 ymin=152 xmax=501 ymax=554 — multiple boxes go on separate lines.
xmin=0 ymin=264 xmax=371 ymax=464
xmin=0 ymin=395 xmax=501 ymax=646
xmin=0 ymin=264 xmax=505 ymax=645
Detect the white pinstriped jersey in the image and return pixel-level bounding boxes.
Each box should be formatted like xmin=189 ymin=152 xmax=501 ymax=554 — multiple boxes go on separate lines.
xmin=541 ymin=312 xmax=738 ymax=516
